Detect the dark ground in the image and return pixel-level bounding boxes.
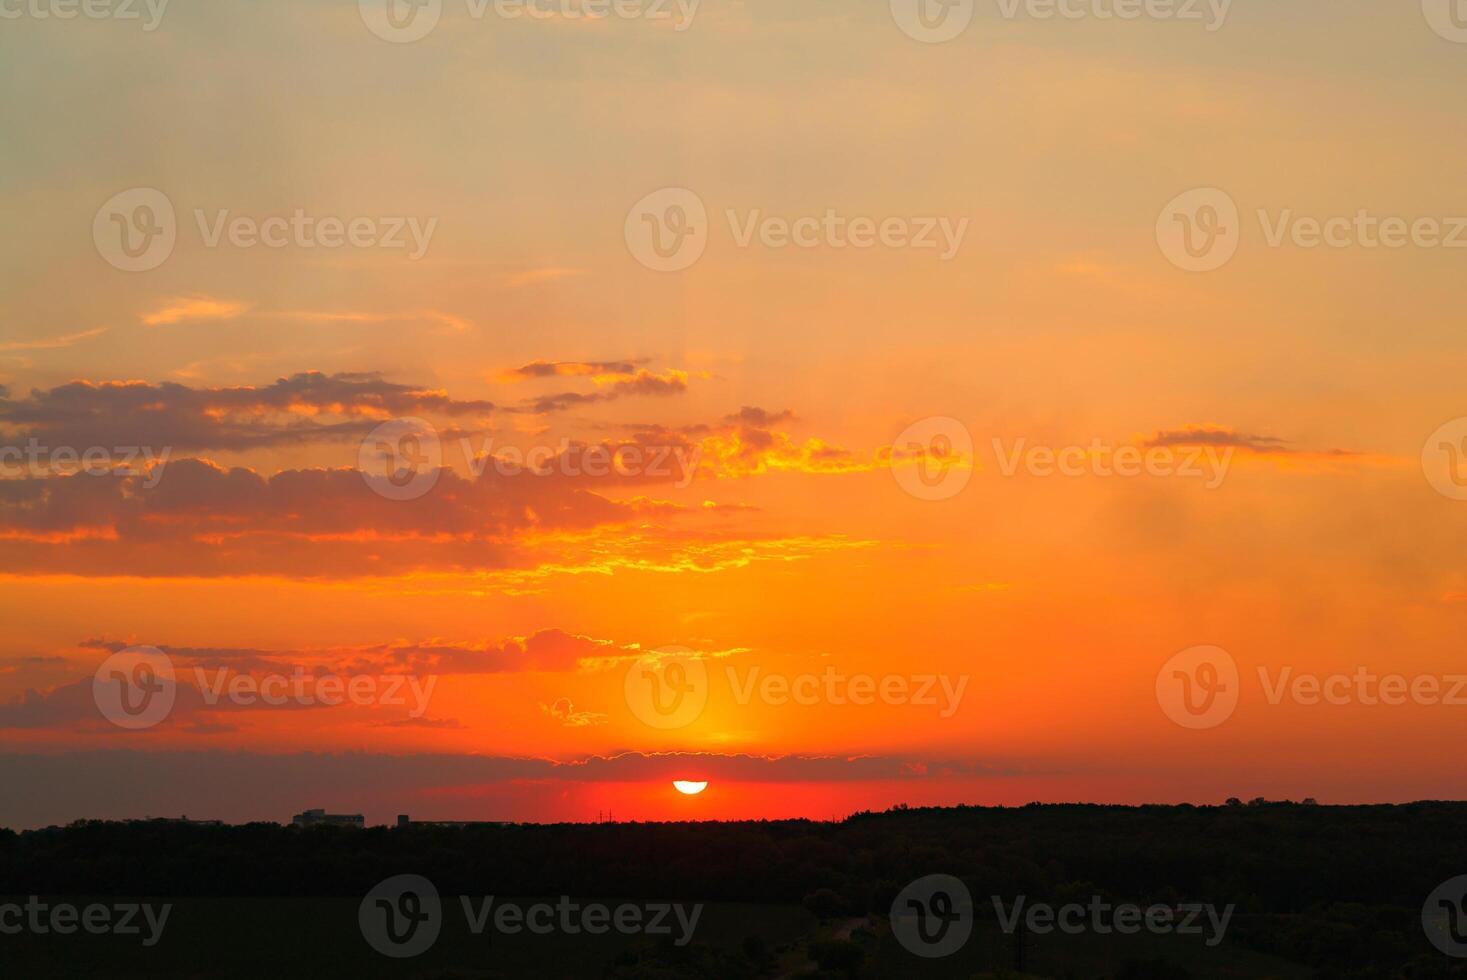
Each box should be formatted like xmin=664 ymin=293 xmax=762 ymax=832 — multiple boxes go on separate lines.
xmin=2 ymin=801 xmax=1465 ymax=978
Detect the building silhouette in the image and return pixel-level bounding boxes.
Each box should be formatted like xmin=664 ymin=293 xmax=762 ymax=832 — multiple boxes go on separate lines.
xmin=395 ymin=814 xmax=503 ymax=828
xmin=291 ymin=808 xmax=364 ymax=828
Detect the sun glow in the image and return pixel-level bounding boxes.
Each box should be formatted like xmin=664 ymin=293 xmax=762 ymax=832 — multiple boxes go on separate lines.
xmin=672 ymin=780 xmax=708 ymax=796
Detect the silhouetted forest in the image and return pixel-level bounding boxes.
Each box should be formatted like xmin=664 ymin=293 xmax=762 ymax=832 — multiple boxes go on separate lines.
xmin=3 ymin=801 xmax=1465 ymax=978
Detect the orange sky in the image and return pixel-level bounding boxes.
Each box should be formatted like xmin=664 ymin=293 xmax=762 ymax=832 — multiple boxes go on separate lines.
xmin=2 ymin=0 xmax=1466 ymax=828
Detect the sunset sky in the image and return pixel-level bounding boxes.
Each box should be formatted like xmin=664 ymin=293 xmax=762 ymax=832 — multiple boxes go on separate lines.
xmin=2 ymin=0 xmax=1466 ymax=828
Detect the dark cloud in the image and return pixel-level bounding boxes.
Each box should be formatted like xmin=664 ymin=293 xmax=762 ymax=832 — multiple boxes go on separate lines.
xmin=516 ymin=370 xmax=689 ymax=415
xmin=0 ymin=372 xmax=494 ymax=453
xmin=0 ymin=458 xmax=642 ymax=576
xmin=0 ymin=750 xmax=1038 ymax=829
xmin=500 ymin=360 xmax=645 ymax=381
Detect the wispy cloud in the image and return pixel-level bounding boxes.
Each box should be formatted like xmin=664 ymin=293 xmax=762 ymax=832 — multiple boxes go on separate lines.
xmin=502 ymin=267 xmax=584 ymax=289
xmin=142 ymin=297 xmax=251 ymax=327
xmin=497 ymin=360 xmax=648 ymax=383
xmin=0 ymin=327 xmax=108 ymax=353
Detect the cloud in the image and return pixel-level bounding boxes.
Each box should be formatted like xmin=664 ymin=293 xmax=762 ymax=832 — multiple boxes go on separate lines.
xmin=629 ymin=406 xmax=877 ymax=479
xmin=539 ymin=698 xmax=607 ymax=727
xmin=498 ymin=360 xmax=646 ymax=382
xmin=0 ymin=327 xmax=108 ymax=353
xmin=1143 ymin=425 xmax=1360 ymax=457
xmin=0 ymin=673 xmax=337 ymax=733
xmin=0 ymin=458 xmax=671 ymax=576
xmin=374 ymin=717 xmax=464 ymax=729
xmin=267 ymin=309 xmax=473 ymax=333
xmin=0 ymin=372 xmax=493 ymax=452
xmin=0 ymin=750 xmax=1038 ymax=828
xmin=76 ymin=629 xmax=631 ymax=677
xmin=518 ymin=369 xmax=689 ymax=414
xmin=141 ymin=297 xmax=252 ymax=326
xmin=501 ymin=267 xmax=584 ymax=289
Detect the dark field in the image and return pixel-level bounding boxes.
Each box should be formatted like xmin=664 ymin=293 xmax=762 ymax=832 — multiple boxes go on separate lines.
xmin=2 ymin=801 xmax=1465 ymax=978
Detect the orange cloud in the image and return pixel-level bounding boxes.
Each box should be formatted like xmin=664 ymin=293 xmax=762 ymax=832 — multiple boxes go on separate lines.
xmin=141 ymin=297 xmax=251 ymax=326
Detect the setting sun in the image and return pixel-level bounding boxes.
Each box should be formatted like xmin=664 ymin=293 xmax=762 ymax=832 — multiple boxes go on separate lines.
xmin=673 ymin=781 xmax=708 ymax=796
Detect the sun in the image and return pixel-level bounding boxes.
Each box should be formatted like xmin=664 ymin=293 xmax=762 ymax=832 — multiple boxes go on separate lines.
xmin=672 ymin=780 xmax=708 ymax=796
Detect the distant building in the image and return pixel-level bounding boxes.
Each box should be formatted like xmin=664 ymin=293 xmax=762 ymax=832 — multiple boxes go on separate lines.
xmin=291 ymin=808 xmax=364 ymax=828
xmin=134 ymin=815 xmax=224 ymax=826
xmin=394 ymin=814 xmax=503 ymax=828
